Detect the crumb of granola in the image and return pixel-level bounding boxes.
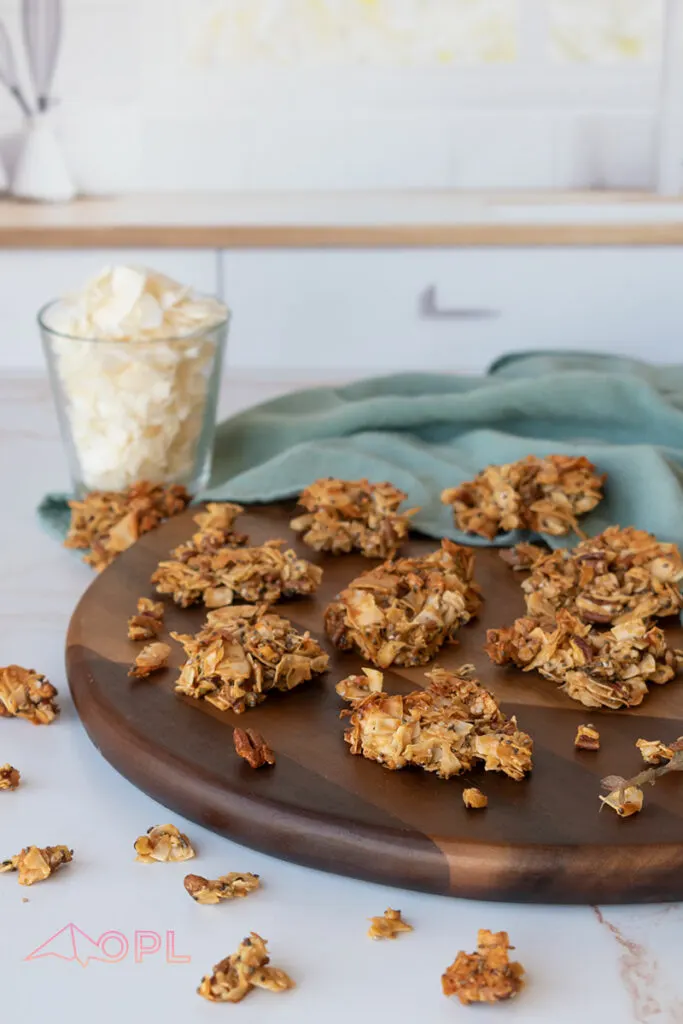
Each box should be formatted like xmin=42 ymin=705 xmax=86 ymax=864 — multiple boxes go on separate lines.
xmin=233 ymin=728 xmax=276 ymax=768
xmin=290 ymin=478 xmax=417 ymax=559
xmin=0 ymin=845 xmax=73 ymax=885
xmin=575 ymin=725 xmax=600 ymax=751
xmin=171 ymin=503 xmax=249 ymax=562
xmin=152 ymin=539 xmax=322 ymax=609
xmin=0 ymin=764 xmax=20 ymax=790
xmin=486 ymin=610 xmax=682 ymax=710
xmin=128 ymin=641 xmax=171 ymax=678
xmin=325 ymin=539 xmax=481 ymax=669
xmin=499 ymin=542 xmax=548 ymax=572
xmin=636 ymin=737 xmax=683 ymax=765
xmin=0 ymin=666 xmax=59 ymax=725
xmin=463 ymin=787 xmax=488 ymax=809
xmin=441 ymin=455 xmax=604 ymax=540
xmin=337 ymin=665 xmax=532 ymax=781
xmin=184 ymin=872 xmax=260 ymax=904
xmin=197 ymin=933 xmax=294 ymax=1004
xmin=442 ymin=929 xmax=525 ymax=1006
xmin=65 ymin=482 xmax=191 ymax=572
xmin=134 ymin=824 xmax=196 ymax=863
xmin=367 ymin=908 xmax=413 ymax=940
xmin=521 ymin=526 xmax=683 ymax=624
xmin=599 ymin=785 xmax=644 ymax=817
xmin=127 ymin=597 xmax=165 ymax=641
xmin=173 ymin=608 xmax=328 ymax=713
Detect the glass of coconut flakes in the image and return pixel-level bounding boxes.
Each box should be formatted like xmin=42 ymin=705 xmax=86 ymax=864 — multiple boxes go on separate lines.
xmin=39 ymin=265 xmax=229 ymax=495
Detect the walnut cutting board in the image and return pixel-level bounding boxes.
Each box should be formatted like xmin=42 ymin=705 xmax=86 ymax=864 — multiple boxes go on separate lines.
xmin=66 ymin=503 xmax=683 ymax=904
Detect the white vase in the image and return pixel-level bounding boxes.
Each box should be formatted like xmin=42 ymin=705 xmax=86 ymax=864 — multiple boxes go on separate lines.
xmin=11 ymin=112 xmax=76 ymax=203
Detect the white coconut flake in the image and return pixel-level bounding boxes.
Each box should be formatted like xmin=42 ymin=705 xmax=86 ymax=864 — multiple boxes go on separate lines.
xmin=46 ymin=265 xmax=228 ymax=491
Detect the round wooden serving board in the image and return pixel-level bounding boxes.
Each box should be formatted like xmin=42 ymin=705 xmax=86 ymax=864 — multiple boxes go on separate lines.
xmin=67 ymin=503 xmax=683 ymax=904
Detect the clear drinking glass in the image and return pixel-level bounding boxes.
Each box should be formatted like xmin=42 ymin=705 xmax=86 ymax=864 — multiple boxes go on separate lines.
xmin=39 ymin=300 xmax=229 ymax=496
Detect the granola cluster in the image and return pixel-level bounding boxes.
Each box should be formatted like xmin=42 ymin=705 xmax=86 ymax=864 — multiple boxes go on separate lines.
xmin=173 ymin=606 xmax=329 ymax=714
xmin=184 ymin=871 xmax=260 ymax=904
xmin=367 ymin=908 xmax=413 ymax=940
xmin=486 ymin=610 xmax=682 ymax=710
xmin=198 ymin=933 xmax=294 ymax=1004
xmin=442 ymin=930 xmax=525 ymax=1006
xmin=290 ymin=478 xmax=416 ymax=559
xmin=325 ymin=540 xmax=481 ymax=668
xmin=134 ymin=824 xmax=196 ymax=863
xmin=128 ymin=597 xmax=165 ymax=641
xmin=129 ymin=641 xmax=171 ymax=678
xmin=152 ymin=540 xmax=322 ymax=609
xmin=518 ymin=526 xmax=683 ymax=624
xmin=575 ymin=724 xmax=600 ymax=751
xmin=233 ymin=727 xmax=276 ymax=768
xmin=337 ymin=666 xmax=533 ymax=781
xmin=65 ymin=482 xmax=191 ymax=572
xmin=463 ymin=787 xmax=488 ymax=809
xmin=441 ymin=455 xmax=604 ymax=540
xmin=170 ymin=503 xmax=249 ymax=562
xmin=636 ymin=737 xmax=682 ymax=765
xmin=0 ymin=665 xmax=59 ymax=725
xmin=1 ymin=845 xmax=73 ymax=885
xmin=0 ymin=764 xmax=20 ymax=790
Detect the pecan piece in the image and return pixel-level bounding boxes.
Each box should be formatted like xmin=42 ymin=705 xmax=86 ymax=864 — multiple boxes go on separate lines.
xmin=575 ymin=724 xmax=600 ymax=751
xmin=233 ymin=728 xmax=275 ymax=769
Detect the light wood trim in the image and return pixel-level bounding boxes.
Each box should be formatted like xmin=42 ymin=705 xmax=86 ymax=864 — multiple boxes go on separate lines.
xmin=5 ymin=222 xmax=683 ymax=248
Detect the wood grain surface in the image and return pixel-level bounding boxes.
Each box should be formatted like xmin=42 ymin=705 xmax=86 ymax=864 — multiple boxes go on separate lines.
xmin=67 ymin=503 xmax=683 ymax=904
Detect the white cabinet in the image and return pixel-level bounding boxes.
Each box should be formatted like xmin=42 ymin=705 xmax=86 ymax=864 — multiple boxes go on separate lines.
xmin=221 ymin=248 xmax=683 ymax=372
xmin=0 ymin=250 xmax=219 ymax=369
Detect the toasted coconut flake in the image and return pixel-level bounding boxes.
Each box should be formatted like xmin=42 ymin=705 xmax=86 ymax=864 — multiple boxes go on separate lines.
xmin=233 ymin=728 xmax=275 ymax=768
xmin=600 ymin=786 xmax=644 ymax=817
xmin=0 ymin=845 xmax=72 ymax=885
xmin=575 ymin=725 xmax=600 ymax=751
xmin=521 ymin=526 xmax=683 ymax=625
xmin=173 ymin=609 xmax=328 ymax=713
xmin=153 ymin=539 xmax=321 ymax=609
xmin=442 ymin=929 xmax=525 ymax=1005
xmin=367 ymin=908 xmax=413 ymax=940
xmin=134 ymin=824 xmax=195 ymax=863
xmin=337 ymin=665 xmax=532 ymax=781
xmin=129 ymin=641 xmax=171 ymax=678
xmin=0 ymin=666 xmax=59 ymax=725
xmin=463 ymin=787 xmax=488 ymax=809
xmin=442 ymin=455 xmax=604 ymax=540
xmin=486 ymin=609 xmax=682 ymax=710
xmin=325 ymin=540 xmax=481 ymax=668
xmin=291 ymin=478 xmax=417 ymax=558
xmin=0 ymin=764 xmax=20 ymax=790
xmin=184 ymin=872 xmax=260 ymax=904
xmin=65 ymin=482 xmax=190 ymax=572
xmin=197 ymin=933 xmax=294 ymax=1004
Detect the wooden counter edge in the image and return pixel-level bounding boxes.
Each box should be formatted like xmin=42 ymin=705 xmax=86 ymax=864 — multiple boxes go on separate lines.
xmin=3 ymin=222 xmax=683 ymax=248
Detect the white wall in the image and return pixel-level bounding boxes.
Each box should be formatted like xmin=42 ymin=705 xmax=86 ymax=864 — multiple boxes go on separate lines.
xmin=0 ymin=0 xmax=670 ymax=192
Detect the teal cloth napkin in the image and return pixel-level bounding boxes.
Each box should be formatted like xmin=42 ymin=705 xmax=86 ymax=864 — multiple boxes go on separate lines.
xmin=38 ymin=350 xmax=683 ymax=551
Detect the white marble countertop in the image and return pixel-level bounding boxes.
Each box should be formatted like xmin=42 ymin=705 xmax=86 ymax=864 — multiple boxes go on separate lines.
xmin=2 ymin=372 xmax=682 ymax=1024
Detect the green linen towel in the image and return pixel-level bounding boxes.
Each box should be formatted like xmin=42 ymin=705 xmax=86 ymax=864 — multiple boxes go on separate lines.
xmin=38 ymin=350 xmax=683 ymax=551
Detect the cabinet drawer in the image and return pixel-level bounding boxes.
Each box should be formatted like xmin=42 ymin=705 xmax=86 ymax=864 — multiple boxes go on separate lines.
xmin=222 ymin=248 xmax=683 ymax=371
xmin=0 ymin=250 xmax=219 ymax=369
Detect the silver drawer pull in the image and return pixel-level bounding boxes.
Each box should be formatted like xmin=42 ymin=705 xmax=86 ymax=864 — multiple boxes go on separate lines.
xmin=419 ymin=285 xmax=501 ymax=320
